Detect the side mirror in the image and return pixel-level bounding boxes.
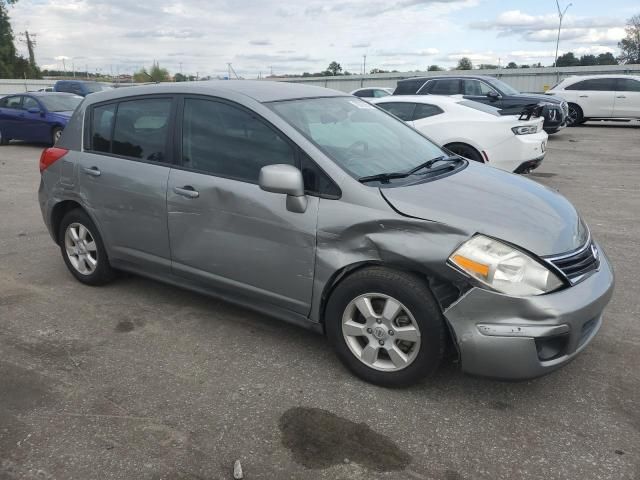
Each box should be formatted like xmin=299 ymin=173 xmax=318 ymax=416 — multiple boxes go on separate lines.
xmin=486 ymin=91 xmax=500 ymax=101
xmin=259 ymin=164 xmax=307 ymax=213
xmin=27 ymin=107 xmax=41 ymax=114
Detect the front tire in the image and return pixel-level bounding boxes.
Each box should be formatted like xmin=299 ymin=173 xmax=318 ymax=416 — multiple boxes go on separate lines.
xmin=58 ymin=209 xmax=116 ymax=286
xmin=325 ymin=267 xmax=445 ymax=387
xmin=566 ymin=103 xmax=584 ymax=127
xmin=52 ymin=127 xmax=63 ymax=146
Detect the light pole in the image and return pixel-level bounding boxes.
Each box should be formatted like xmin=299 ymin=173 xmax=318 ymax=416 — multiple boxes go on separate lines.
xmin=553 ymin=0 xmax=572 ymax=82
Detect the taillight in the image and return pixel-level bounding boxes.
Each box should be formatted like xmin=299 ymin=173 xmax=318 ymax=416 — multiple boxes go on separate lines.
xmin=39 ymin=147 xmax=69 ymax=173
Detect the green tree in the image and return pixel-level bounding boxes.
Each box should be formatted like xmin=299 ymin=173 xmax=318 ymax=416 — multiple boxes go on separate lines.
xmin=427 ymin=64 xmax=443 ymax=71
xmin=174 ymin=72 xmax=187 ymax=82
xmin=0 ymin=2 xmax=17 ymax=77
xmin=369 ymin=68 xmax=388 ymax=74
xmin=556 ymin=52 xmax=580 ymax=67
xmin=520 ymin=64 xmax=531 ymax=68
xmin=456 ymin=57 xmax=473 ymax=70
xmin=134 ymin=62 xmax=169 ymax=82
xmin=478 ymin=64 xmax=498 ymax=70
xmin=596 ymin=52 xmax=618 ymax=65
xmin=618 ymin=14 xmax=640 ymax=64
xmin=506 ymin=61 xmax=518 ymax=69
xmin=327 ymin=61 xmax=342 ymax=75
xmin=579 ymin=54 xmax=597 ymax=66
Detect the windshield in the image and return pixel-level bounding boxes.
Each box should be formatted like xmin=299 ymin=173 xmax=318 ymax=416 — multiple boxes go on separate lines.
xmin=85 ymin=83 xmax=112 ymax=93
xmin=269 ymin=97 xmax=446 ymax=179
xmin=39 ymin=94 xmax=83 ymax=112
xmin=457 ymin=100 xmax=501 ymax=116
xmin=486 ymin=78 xmax=520 ymax=96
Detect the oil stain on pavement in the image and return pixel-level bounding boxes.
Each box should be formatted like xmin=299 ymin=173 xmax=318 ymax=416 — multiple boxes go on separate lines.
xmin=279 ymin=406 xmax=411 ymax=471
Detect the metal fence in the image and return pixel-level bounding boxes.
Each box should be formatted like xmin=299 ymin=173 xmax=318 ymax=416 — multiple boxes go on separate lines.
xmin=277 ymin=64 xmax=640 ymax=94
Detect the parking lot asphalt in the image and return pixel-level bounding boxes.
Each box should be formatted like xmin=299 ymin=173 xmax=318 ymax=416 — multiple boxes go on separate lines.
xmin=1 ymin=122 xmax=639 ymax=480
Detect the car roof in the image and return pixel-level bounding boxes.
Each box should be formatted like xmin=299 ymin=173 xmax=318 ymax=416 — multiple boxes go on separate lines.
xmin=83 ymin=80 xmax=347 ymax=104
xmin=562 ymin=74 xmax=640 ymax=81
xmin=25 ymin=92 xmax=80 ymax=97
xmin=374 ymin=94 xmax=463 ymax=106
xmin=397 ymin=75 xmax=495 ymax=83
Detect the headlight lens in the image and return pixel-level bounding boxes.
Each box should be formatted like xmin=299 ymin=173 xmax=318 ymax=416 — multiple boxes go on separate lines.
xmin=512 ymin=125 xmax=538 ymax=135
xmin=449 ymin=235 xmax=563 ymax=296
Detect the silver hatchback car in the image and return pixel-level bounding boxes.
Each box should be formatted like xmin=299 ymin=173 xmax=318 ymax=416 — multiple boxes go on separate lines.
xmin=38 ymin=81 xmax=614 ymax=386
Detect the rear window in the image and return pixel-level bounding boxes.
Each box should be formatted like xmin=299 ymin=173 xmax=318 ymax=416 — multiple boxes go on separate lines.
xmin=39 ymin=95 xmax=83 ymax=112
xmin=566 ymin=78 xmax=616 ymax=91
xmin=394 ymin=79 xmax=426 ymax=95
xmin=377 ymin=102 xmax=415 ymax=121
xmin=616 ymin=78 xmax=640 ymax=92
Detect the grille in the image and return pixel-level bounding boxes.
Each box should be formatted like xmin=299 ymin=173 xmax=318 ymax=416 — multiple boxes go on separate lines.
xmin=547 ymin=242 xmax=600 ymax=284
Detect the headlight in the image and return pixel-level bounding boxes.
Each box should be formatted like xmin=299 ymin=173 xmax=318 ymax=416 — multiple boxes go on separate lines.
xmin=512 ymin=125 xmax=538 ymax=135
xmin=449 ymin=235 xmax=563 ymax=296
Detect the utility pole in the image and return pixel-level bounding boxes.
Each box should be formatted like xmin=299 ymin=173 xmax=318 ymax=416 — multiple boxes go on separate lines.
xmin=18 ymin=31 xmax=38 ymax=74
xmin=554 ymin=0 xmax=572 ymax=82
xmin=62 ymin=58 xmax=66 ymax=74
xmin=363 ymin=54 xmax=366 ymax=75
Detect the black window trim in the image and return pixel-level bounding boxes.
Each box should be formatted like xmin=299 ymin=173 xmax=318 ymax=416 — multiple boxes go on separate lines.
xmin=615 ymin=77 xmax=640 ymax=92
xmin=412 ymin=102 xmax=444 ymax=121
xmin=174 ymin=94 xmax=341 ymax=199
xmin=376 ymin=101 xmax=417 ymax=122
xmin=84 ymin=94 xmax=178 ymax=167
xmin=1 ymin=94 xmax=24 ymax=109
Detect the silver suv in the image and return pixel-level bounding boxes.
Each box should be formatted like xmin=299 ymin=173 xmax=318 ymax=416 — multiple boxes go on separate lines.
xmin=38 ymin=81 xmax=614 ymax=386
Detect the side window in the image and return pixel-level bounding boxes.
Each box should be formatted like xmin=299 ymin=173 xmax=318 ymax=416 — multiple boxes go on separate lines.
xmin=111 ymin=98 xmax=171 ymax=162
xmin=394 ymin=80 xmax=425 ymax=95
xmin=616 ymin=78 xmax=640 ymax=92
xmin=378 ymin=102 xmax=415 ymax=121
xmin=182 ymin=98 xmax=295 ymax=183
xmin=91 ymin=104 xmax=116 ymax=153
xmin=71 ymin=84 xmax=84 ymax=95
xmin=430 ymin=79 xmax=461 ymax=95
xmin=300 ymin=153 xmax=340 ymax=198
xmin=413 ymin=103 xmax=444 ymax=121
xmin=373 ymin=89 xmax=390 ymax=98
xmin=22 ymin=97 xmax=39 ymax=110
xmin=567 ymin=78 xmax=615 ymax=91
xmin=56 ymin=83 xmax=70 ymax=93
xmin=354 ymin=90 xmax=372 ymax=98
xmin=462 ymin=79 xmax=496 ymax=96
xmin=2 ymin=96 xmax=22 ymax=109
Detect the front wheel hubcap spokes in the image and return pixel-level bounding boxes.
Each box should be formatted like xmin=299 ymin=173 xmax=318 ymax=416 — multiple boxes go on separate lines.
xmin=65 ymin=223 xmax=98 ymax=275
xmin=342 ymin=294 xmax=421 ymax=372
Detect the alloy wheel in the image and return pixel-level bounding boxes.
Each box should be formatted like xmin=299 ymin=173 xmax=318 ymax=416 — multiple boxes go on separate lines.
xmin=567 ymin=106 xmax=579 ymax=126
xmin=64 ymin=222 xmax=98 ymax=275
xmin=341 ymin=293 xmax=421 ymax=372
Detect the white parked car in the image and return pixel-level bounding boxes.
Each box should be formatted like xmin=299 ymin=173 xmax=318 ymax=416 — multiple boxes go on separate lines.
xmin=372 ymin=95 xmax=548 ymax=173
xmin=546 ymin=75 xmax=640 ymax=126
xmin=350 ymin=87 xmax=394 ymax=100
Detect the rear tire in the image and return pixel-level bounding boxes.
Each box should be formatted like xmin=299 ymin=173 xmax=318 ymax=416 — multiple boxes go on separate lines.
xmin=0 ymin=129 xmax=9 ymax=145
xmin=444 ymin=142 xmax=483 ymax=162
xmin=325 ymin=267 xmax=445 ymax=387
xmin=566 ymin=103 xmax=584 ymax=127
xmin=58 ymin=209 xmax=116 ymax=286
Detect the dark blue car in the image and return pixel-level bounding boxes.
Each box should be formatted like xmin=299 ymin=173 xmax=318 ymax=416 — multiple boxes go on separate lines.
xmin=0 ymin=92 xmax=83 ymax=145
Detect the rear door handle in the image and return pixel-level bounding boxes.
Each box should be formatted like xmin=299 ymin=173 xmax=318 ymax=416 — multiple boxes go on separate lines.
xmin=579 ymin=95 xmax=588 ymax=98
xmin=83 ymin=166 xmax=101 ymax=177
xmin=616 ymin=95 xmax=626 ymax=99
xmin=173 ymin=186 xmax=199 ymax=199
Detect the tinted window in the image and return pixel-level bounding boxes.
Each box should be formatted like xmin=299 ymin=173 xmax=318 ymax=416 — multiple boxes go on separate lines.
xmin=56 ymin=83 xmax=73 ymax=93
xmin=270 ymin=97 xmax=445 ymax=180
xmin=430 ymin=79 xmax=461 ymax=95
xmin=354 ymin=89 xmax=373 ymax=98
xmin=413 ymin=103 xmax=444 ymax=120
xmin=378 ymin=102 xmax=415 ymax=121
xmin=300 ymin=153 xmax=340 ymax=198
xmin=616 ymin=78 xmax=640 ymax=92
xmin=22 ymin=97 xmax=40 ymax=110
xmin=91 ymin=104 xmax=116 ymax=153
xmin=182 ymin=98 xmax=295 ymax=183
xmin=1 ymin=96 xmax=22 ymax=108
xmin=373 ymin=89 xmax=390 ymax=98
xmin=566 ymin=78 xmax=616 ymax=91
xmin=394 ymin=79 xmax=426 ymax=95
xmin=457 ymin=100 xmax=501 ymax=116
xmin=110 ymin=98 xmax=171 ymax=161
xmin=462 ymin=79 xmax=497 ymax=96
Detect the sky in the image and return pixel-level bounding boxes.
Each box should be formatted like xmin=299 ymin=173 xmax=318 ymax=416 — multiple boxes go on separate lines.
xmin=7 ymin=0 xmax=639 ymax=78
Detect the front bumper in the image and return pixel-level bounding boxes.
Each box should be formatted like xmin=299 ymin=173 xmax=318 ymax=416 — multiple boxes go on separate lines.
xmin=444 ymin=244 xmax=614 ymax=380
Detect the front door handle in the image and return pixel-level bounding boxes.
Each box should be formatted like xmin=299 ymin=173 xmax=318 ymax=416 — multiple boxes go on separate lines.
xmin=616 ymin=95 xmax=626 ymax=99
xmin=173 ymin=186 xmax=199 ymax=199
xmin=83 ymin=166 xmax=101 ymax=177
xmin=579 ymin=95 xmax=588 ymax=98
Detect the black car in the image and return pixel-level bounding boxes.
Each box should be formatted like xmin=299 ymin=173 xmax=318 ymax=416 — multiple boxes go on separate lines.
xmin=394 ymin=75 xmax=568 ymax=134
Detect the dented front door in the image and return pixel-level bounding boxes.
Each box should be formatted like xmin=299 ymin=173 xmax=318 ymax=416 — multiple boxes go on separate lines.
xmin=167 ymin=169 xmax=319 ymax=315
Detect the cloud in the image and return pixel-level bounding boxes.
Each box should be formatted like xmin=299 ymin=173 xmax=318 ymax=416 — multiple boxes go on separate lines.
xmin=249 ymin=39 xmax=272 ymax=46
xmin=125 ymin=29 xmax=204 ymax=39
xmin=351 ymin=42 xmax=371 ymax=48
xmin=376 ymin=48 xmax=439 ymax=56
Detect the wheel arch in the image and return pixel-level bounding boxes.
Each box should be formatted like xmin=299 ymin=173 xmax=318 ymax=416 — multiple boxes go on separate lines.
xmin=50 ymin=200 xmax=105 ymax=247
xmin=442 ymin=141 xmax=484 ymax=162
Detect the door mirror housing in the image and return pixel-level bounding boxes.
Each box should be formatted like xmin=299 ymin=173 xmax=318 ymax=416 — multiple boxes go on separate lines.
xmin=259 ymin=164 xmax=307 ymax=213
xmin=486 ymin=91 xmax=500 ymax=101
xmin=27 ymin=107 xmax=42 ymax=114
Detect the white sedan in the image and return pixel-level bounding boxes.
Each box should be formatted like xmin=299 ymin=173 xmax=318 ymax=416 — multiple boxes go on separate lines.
xmin=372 ymin=95 xmax=548 ymax=173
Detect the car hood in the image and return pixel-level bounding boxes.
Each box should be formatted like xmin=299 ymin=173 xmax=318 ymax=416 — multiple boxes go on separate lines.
xmin=380 ymin=163 xmax=586 ymax=257
xmin=511 ymin=93 xmax=564 ymax=104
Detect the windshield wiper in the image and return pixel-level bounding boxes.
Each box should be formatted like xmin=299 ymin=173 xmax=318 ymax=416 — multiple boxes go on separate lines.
xmin=406 ymin=155 xmax=461 ymax=175
xmin=358 ymin=171 xmax=411 ymax=183
xmin=358 ymin=156 xmax=462 ymax=184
